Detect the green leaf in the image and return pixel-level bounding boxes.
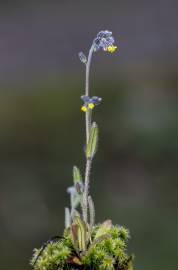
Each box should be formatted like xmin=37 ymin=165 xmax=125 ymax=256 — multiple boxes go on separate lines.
xmin=72 ymin=216 xmax=88 ymax=252
xmin=73 ymin=166 xmax=82 ymax=185
xmin=71 ymin=224 xmax=79 ymax=252
xmin=86 ymin=122 xmax=98 ymax=159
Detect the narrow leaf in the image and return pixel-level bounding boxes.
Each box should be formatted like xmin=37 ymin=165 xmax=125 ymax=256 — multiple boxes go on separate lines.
xmin=73 ymin=166 xmax=82 ymax=185
xmin=86 ymin=122 xmax=98 ymax=159
xmin=71 ymin=224 xmax=79 ymax=252
xmin=73 ymin=216 xmax=87 ymax=252
xmin=73 ymin=167 xmax=83 ymax=195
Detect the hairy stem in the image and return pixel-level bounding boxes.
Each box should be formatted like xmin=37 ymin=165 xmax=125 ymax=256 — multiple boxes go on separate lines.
xmin=83 ymin=45 xmax=94 ymax=223
xmin=85 ymin=45 xmax=94 ymax=144
xmin=83 ymin=158 xmax=92 ymax=223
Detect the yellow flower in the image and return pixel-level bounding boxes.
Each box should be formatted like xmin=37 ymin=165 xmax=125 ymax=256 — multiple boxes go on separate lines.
xmin=107 ymin=45 xmax=117 ymax=53
xmin=88 ymin=103 xmax=95 ymax=109
xmin=81 ymin=105 xmax=87 ymax=112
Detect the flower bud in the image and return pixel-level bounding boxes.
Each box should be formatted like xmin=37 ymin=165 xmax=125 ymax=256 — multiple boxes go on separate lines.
xmin=78 ymin=52 xmax=87 ymax=64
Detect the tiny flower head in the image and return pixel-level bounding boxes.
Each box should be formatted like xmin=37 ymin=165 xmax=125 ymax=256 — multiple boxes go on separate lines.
xmin=107 ymin=45 xmax=117 ymax=53
xmin=81 ymin=105 xmax=87 ymax=112
xmin=93 ymin=30 xmax=117 ymax=53
xmin=78 ymin=52 xmax=87 ymax=64
xmin=81 ymin=95 xmax=90 ymax=103
xmin=91 ymin=96 xmax=102 ymax=105
xmin=80 ymin=95 xmax=102 ymax=112
xmin=88 ymin=103 xmax=95 ymax=109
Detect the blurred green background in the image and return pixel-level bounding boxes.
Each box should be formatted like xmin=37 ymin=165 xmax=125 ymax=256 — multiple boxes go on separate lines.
xmin=0 ymin=1 xmax=178 ymax=270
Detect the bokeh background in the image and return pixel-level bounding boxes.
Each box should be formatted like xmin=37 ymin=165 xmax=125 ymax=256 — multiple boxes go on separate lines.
xmin=0 ymin=1 xmax=178 ymax=269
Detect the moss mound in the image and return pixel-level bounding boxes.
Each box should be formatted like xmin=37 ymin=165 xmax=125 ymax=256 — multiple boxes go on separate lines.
xmin=31 ymin=222 xmax=133 ymax=270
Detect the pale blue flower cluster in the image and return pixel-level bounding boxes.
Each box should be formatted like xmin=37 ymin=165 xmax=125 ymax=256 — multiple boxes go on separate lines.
xmin=93 ymin=30 xmax=115 ymax=52
xmin=81 ymin=95 xmax=102 ymax=112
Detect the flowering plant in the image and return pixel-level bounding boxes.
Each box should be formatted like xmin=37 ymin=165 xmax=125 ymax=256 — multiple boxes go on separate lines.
xmin=31 ymin=30 xmax=134 ymax=270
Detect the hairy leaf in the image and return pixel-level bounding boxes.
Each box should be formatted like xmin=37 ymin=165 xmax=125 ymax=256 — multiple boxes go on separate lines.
xmin=86 ymin=122 xmax=98 ymax=159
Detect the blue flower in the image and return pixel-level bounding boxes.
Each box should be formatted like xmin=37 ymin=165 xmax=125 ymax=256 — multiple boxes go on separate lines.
xmin=81 ymin=95 xmax=102 ymax=112
xmin=93 ymin=30 xmax=117 ymax=52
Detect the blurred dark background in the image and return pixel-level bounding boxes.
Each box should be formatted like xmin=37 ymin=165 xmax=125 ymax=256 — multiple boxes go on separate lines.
xmin=0 ymin=1 xmax=178 ymax=269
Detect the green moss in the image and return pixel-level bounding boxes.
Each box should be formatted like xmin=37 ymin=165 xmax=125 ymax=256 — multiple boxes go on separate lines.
xmin=31 ymin=223 xmax=134 ymax=270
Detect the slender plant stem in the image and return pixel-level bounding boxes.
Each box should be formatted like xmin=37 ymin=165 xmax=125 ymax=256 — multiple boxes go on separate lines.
xmin=83 ymin=45 xmax=94 ymax=223
xmin=85 ymin=45 xmax=94 ymax=144
xmin=83 ymin=158 xmax=92 ymax=223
